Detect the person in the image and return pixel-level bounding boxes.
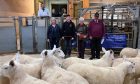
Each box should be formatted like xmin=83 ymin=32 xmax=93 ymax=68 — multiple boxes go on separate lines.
xmin=38 ymin=2 xmax=50 ymax=17
xmin=88 ymin=12 xmax=106 ymax=59
xmin=76 ymin=17 xmax=87 ymax=59
xmin=61 ymin=15 xmax=76 ymax=58
xmin=61 ymin=8 xmax=67 ymax=16
xmin=47 ymin=17 xmax=61 ymax=49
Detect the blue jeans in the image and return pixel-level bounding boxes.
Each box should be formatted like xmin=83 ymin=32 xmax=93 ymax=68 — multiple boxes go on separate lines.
xmin=63 ymin=39 xmax=72 ymax=58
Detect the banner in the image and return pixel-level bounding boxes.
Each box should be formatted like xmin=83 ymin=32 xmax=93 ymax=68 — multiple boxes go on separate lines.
xmin=102 ymin=34 xmax=127 ymax=48
xmin=71 ymin=34 xmax=127 ymax=49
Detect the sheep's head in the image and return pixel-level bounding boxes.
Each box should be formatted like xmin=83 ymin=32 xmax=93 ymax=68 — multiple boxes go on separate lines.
xmin=123 ymin=57 xmax=135 ymax=74
xmin=41 ymin=45 xmax=65 ymax=59
xmin=102 ymin=47 xmax=114 ymax=61
xmin=0 ymin=60 xmax=17 ymax=78
xmin=53 ymin=47 xmax=65 ymax=58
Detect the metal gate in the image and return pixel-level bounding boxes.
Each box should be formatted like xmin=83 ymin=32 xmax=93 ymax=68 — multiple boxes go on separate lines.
xmin=0 ymin=17 xmax=17 ymax=53
xmin=19 ymin=17 xmax=49 ymax=53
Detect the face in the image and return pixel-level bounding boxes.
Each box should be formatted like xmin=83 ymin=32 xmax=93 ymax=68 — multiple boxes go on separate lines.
xmin=66 ymin=16 xmax=71 ymax=21
xmin=41 ymin=3 xmax=45 ymax=8
xmin=94 ymin=16 xmax=99 ymax=20
xmin=102 ymin=48 xmax=114 ymax=60
xmin=51 ymin=19 xmax=56 ymax=25
xmin=53 ymin=47 xmax=65 ymax=58
xmin=0 ymin=61 xmax=16 ymax=78
xmin=79 ymin=21 xmax=84 ymax=25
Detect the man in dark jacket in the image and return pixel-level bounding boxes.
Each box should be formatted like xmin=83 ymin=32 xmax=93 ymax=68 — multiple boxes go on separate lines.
xmin=47 ymin=17 xmax=61 ymax=49
xmin=88 ymin=12 xmax=106 ymax=59
xmin=61 ymin=15 xmax=76 ymax=58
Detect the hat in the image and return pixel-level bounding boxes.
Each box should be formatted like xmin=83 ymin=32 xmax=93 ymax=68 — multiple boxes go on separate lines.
xmin=79 ymin=17 xmax=84 ymax=21
xmin=94 ymin=12 xmax=99 ymax=17
xmin=64 ymin=14 xmax=70 ymax=17
xmin=51 ymin=17 xmax=56 ymax=21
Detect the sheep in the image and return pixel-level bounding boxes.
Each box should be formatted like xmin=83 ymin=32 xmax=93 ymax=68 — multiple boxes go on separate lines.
xmin=112 ymin=57 xmax=140 ymax=84
xmin=120 ymin=47 xmax=139 ymax=58
xmin=67 ymin=59 xmax=135 ymax=84
xmin=12 ymin=45 xmax=65 ymax=78
xmin=62 ymin=47 xmax=114 ymax=69
xmin=0 ymin=46 xmax=65 ymax=84
xmin=12 ymin=45 xmax=64 ymax=64
xmin=0 ymin=60 xmax=50 ymax=84
xmin=41 ymin=49 xmax=89 ymax=84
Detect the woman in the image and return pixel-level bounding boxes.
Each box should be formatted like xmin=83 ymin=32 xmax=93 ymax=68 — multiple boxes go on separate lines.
xmin=47 ymin=17 xmax=61 ymax=49
xmin=76 ymin=17 xmax=87 ymax=59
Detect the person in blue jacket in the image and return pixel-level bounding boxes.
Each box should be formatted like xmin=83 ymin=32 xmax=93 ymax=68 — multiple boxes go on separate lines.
xmin=47 ymin=17 xmax=61 ymax=49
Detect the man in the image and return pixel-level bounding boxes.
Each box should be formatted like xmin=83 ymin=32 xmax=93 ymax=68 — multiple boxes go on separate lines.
xmin=47 ymin=17 xmax=61 ymax=49
xmin=76 ymin=17 xmax=87 ymax=59
xmin=61 ymin=15 xmax=76 ymax=58
xmin=88 ymin=12 xmax=106 ymax=59
xmin=38 ymin=2 xmax=50 ymax=17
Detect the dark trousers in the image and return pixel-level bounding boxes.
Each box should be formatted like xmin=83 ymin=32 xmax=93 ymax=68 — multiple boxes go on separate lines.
xmin=90 ymin=38 xmax=102 ymax=59
xmin=78 ymin=40 xmax=86 ymax=59
xmin=50 ymin=38 xmax=59 ymax=49
xmin=63 ymin=39 xmax=72 ymax=58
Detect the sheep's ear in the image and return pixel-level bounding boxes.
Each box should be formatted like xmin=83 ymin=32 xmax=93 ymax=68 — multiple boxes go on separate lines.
xmin=44 ymin=51 xmax=48 ymax=56
xmin=53 ymin=45 xmax=56 ymax=49
xmin=58 ymin=47 xmax=61 ymax=49
xmin=15 ymin=52 xmax=20 ymax=62
xmin=9 ymin=60 xmax=15 ymax=67
xmin=40 ymin=49 xmax=47 ymax=58
xmin=102 ymin=47 xmax=106 ymax=53
xmin=123 ymin=55 xmax=127 ymax=61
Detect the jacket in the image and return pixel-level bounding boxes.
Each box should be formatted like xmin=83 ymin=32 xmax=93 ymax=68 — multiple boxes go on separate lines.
xmin=76 ymin=23 xmax=87 ymax=40
xmin=61 ymin=21 xmax=76 ymax=38
xmin=47 ymin=24 xmax=61 ymax=39
xmin=88 ymin=19 xmax=105 ymax=38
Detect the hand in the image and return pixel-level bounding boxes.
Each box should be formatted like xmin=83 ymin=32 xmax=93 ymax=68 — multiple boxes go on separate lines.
xmin=47 ymin=39 xmax=50 ymax=42
xmin=84 ymin=35 xmax=87 ymax=38
xmin=62 ymin=37 xmax=64 ymax=39
xmin=89 ymin=36 xmax=92 ymax=39
xmin=77 ymin=33 xmax=80 ymax=36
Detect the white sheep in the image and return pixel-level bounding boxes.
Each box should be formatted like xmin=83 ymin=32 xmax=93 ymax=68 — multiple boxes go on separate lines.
xmin=120 ymin=47 xmax=139 ymax=58
xmin=0 ymin=46 xmax=65 ymax=84
xmin=112 ymin=57 xmax=140 ymax=84
xmin=62 ymin=47 xmax=114 ymax=69
xmin=0 ymin=60 xmax=50 ymax=84
xmin=12 ymin=45 xmax=64 ymax=64
xmin=67 ymin=59 xmax=135 ymax=84
xmin=41 ymin=49 xmax=89 ymax=84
